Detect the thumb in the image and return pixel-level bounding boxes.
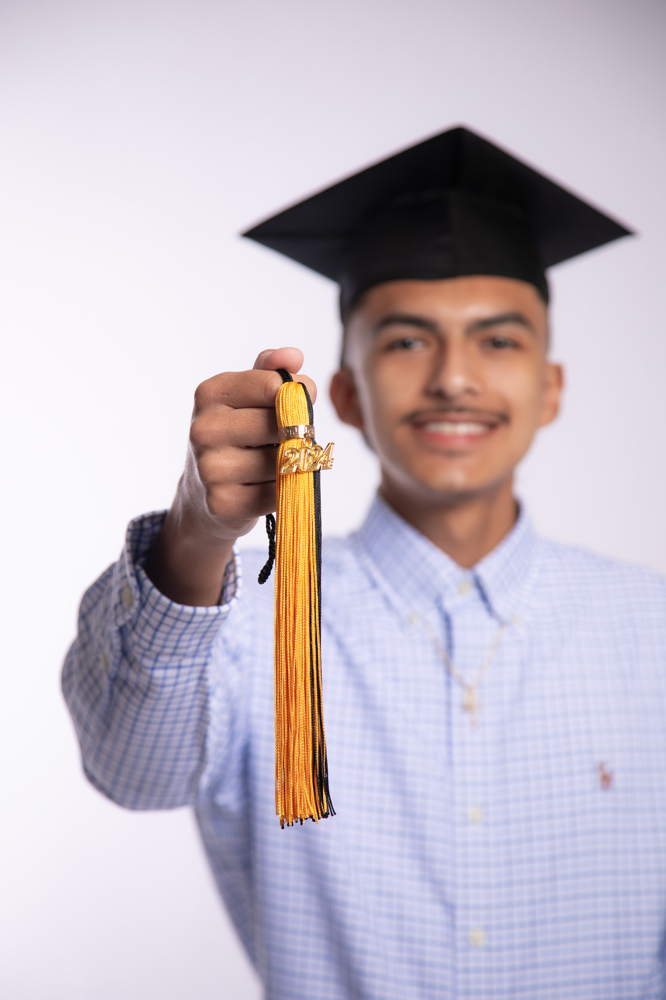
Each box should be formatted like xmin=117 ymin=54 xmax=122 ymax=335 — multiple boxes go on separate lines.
xmin=253 ymin=347 xmax=304 ymax=373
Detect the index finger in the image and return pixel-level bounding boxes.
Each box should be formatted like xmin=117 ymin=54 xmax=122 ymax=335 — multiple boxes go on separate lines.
xmin=194 ymin=367 xmax=317 ymax=414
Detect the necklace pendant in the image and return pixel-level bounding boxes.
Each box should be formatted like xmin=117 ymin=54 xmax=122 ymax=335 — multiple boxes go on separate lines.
xmin=463 ymin=686 xmax=480 ymax=723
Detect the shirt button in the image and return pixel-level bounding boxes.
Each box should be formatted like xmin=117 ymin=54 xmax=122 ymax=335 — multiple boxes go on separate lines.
xmin=468 ymin=928 xmax=487 ymax=947
xmin=467 ymin=806 xmax=484 ymax=824
xmin=408 ymin=613 xmax=419 ymax=624
xmin=99 ymin=651 xmax=108 ymax=672
xmin=122 ymin=585 xmax=134 ymax=609
xmin=457 ymin=579 xmax=472 ymax=595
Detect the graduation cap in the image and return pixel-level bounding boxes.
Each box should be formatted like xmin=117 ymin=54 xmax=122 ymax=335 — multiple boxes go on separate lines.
xmin=243 ymin=125 xmax=632 ymax=317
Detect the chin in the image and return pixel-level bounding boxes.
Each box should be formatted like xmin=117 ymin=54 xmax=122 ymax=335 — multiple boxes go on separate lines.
xmin=395 ymin=463 xmax=513 ymax=506
xmin=413 ymin=461 xmax=485 ymax=494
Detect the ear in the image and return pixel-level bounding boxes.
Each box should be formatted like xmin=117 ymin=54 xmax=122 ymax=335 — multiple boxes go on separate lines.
xmin=538 ymin=362 xmax=564 ymax=428
xmin=329 ymin=368 xmax=365 ymax=431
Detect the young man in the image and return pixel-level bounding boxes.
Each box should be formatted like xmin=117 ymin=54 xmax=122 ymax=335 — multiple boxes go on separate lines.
xmin=63 ymin=128 xmax=666 ymax=999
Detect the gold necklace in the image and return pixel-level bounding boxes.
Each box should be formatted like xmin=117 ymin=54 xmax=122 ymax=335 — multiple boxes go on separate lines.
xmin=423 ymin=620 xmax=507 ymax=727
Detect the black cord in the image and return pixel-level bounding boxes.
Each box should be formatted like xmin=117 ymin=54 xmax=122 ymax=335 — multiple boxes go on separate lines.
xmin=257 ymin=369 xmax=292 ymax=585
xmin=257 ymin=514 xmax=276 ymax=585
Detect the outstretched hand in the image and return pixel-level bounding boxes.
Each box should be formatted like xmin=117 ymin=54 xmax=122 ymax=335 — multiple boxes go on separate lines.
xmin=144 ymin=348 xmax=317 ymax=606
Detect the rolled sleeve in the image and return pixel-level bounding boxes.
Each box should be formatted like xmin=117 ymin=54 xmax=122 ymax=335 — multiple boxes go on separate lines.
xmin=63 ymin=511 xmax=245 ymax=811
xmin=114 ymin=509 xmax=242 ymax=628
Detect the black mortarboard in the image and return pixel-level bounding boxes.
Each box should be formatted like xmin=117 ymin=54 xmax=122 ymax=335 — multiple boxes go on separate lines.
xmin=242 ymin=126 xmax=632 ymax=317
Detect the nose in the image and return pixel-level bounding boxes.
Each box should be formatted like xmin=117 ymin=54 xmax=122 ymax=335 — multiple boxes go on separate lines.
xmin=427 ymin=339 xmax=480 ymax=399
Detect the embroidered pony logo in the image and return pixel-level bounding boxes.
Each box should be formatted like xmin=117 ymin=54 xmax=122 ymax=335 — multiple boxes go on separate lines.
xmin=597 ymin=763 xmax=613 ymax=790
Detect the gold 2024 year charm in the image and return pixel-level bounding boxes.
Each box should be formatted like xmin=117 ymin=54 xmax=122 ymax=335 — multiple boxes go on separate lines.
xmin=278 ymin=424 xmax=335 ymax=475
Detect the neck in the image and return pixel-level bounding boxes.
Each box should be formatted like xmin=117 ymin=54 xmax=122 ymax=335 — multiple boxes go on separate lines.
xmin=380 ymin=475 xmax=518 ymax=568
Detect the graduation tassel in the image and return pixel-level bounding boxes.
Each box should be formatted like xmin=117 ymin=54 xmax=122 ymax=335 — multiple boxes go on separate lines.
xmin=258 ymin=369 xmax=335 ymax=827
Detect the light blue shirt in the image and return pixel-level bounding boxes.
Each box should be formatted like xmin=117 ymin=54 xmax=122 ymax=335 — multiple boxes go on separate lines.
xmin=63 ymin=496 xmax=666 ymax=999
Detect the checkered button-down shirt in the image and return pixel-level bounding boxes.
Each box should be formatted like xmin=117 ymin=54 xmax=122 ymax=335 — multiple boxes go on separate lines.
xmin=63 ymin=496 xmax=666 ymax=999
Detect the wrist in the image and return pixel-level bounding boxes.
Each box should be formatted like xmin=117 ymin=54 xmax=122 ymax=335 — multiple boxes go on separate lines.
xmin=144 ymin=505 xmax=237 ymax=607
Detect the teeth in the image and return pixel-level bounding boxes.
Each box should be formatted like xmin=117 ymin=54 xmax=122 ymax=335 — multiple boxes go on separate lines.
xmin=423 ymin=421 xmax=490 ymax=436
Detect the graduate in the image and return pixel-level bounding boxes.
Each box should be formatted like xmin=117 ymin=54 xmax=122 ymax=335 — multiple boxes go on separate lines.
xmin=63 ymin=127 xmax=666 ymax=999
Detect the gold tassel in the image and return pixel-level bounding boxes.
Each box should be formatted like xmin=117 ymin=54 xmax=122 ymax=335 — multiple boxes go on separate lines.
xmin=258 ymin=370 xmax=335 ymax=828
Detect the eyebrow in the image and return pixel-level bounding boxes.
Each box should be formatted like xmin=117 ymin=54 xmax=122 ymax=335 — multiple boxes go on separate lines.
xmin=467 ymin=311 xmax=535 ymax=334
xmin=373 ymin=313 xmax=439 ymax=334
xmin=373 ymin=310 xmax=536 ymax=337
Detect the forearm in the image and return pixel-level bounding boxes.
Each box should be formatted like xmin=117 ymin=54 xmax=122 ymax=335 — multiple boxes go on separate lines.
xmin=63 ymin=627 xmax=212 ymax=811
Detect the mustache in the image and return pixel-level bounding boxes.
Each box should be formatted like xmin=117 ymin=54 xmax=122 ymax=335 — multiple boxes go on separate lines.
xmin=401 ymin=406 xmax=510 ymax=425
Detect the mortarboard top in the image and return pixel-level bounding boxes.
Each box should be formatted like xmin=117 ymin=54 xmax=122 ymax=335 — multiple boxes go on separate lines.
xmin=242 ymin=126 xmax=633 ymax=316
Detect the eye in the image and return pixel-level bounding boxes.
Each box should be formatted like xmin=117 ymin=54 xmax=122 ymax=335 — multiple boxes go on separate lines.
xmin=483 ymin=334 xmax=518 ymax=350
xmin=386 ymin=334 xmax=427 ymax=352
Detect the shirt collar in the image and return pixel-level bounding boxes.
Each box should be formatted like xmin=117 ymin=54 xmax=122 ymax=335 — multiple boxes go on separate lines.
xmin=354 ymin=492 xmax=538 ymax=624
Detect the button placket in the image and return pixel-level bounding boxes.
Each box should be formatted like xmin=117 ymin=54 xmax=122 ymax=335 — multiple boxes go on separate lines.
xmin=448 ymin=595 xmax=497 ymax=991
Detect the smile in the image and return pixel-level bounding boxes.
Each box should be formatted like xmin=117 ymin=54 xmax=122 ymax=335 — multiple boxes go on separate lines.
xmin=422 ymin=421 xmax=492 ymax=437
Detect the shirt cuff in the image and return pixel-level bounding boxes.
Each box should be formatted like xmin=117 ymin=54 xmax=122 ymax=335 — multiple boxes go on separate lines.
xmin=109 ymin=511 xmax=243 ymax=657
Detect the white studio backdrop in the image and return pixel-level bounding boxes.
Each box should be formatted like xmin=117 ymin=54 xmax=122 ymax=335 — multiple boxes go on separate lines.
xmin=0 ymin=0 xmax=664 ymax=997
